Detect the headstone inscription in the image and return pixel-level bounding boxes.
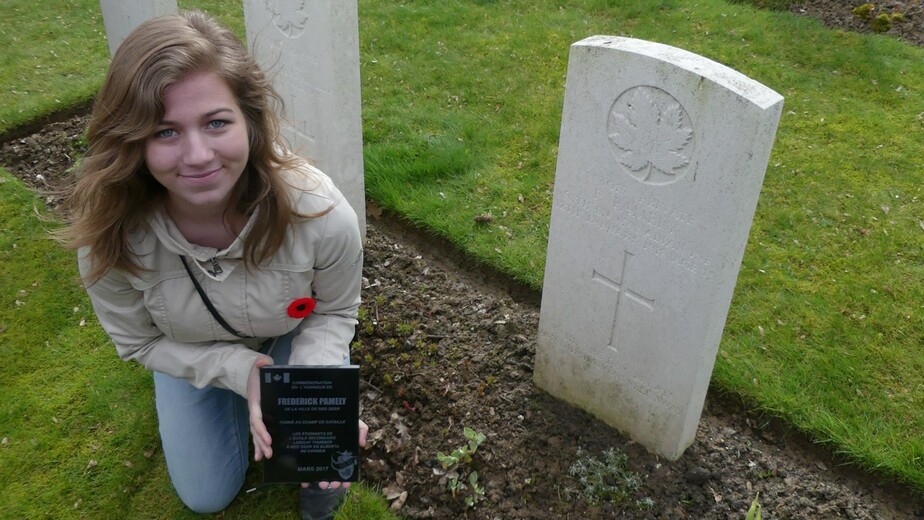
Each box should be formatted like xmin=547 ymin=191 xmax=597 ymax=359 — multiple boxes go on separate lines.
xmin=535 ymin=36 xmax=784 ymax=460
xmin=243 ymin=0 xmax=366 ymax=237
xmin=98 ymin=0 xmax=178 ymax=57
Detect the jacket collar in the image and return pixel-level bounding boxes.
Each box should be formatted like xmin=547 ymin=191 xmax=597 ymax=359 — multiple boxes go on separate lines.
xmin=148 ymin=206 xmax=258 ymax=282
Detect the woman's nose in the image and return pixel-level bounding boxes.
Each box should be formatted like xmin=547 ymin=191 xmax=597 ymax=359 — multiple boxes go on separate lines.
xmin=182 ymin=132 xmax=215 ymax=166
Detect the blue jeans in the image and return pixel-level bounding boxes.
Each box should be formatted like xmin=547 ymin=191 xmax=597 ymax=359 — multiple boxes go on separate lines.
xmin=153 ymin=331 xmax=299 ymax=514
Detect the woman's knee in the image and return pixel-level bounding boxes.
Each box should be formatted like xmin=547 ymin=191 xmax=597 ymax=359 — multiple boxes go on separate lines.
xmin=174 ymin=473 xmax=245 ymax=514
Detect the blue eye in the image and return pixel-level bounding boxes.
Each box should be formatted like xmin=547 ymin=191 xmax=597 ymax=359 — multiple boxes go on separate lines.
xmin=207 ymin=120 xmax=229 ymax=129
xmin=155 ymin=128 xmax=177 ymax=139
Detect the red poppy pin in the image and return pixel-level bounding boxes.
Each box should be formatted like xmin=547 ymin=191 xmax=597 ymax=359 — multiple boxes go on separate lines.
xmin=287 ymin=297 xmax=316 ymax=319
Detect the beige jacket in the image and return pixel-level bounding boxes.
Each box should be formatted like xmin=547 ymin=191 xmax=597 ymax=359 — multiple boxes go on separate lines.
xmin=79 ymin=164 xmax=362 ymax=397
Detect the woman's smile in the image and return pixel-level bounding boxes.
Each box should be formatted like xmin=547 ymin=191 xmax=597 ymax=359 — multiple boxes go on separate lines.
xmin=179 ymin=167 xmax=222 ymax=181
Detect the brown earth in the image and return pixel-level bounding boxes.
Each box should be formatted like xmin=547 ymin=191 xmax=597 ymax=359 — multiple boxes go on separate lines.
xmin=788 ymin=0 xmax=924 ymax=46
xmin=3 ymin=3 xmax=924 ymax=518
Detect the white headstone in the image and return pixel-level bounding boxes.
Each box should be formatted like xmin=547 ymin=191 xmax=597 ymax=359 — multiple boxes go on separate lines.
xmin=99 ymin=0 xmax=178 ymax=57
xmin=535 ymin=36 xmax=783 ymax=460
xmin=244 ymin=0 xmax=366 ymax=237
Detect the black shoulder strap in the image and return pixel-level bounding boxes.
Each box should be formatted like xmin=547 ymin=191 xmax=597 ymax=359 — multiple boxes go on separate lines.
xmin=179 ymin=255 xmax=250 ymax=339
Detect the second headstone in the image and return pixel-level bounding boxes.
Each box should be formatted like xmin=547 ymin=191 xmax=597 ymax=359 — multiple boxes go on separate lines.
xmin=243 ymin=1 xmax=366 ymax=237
xmin=535 ymin=36 xmax=784 ymax=459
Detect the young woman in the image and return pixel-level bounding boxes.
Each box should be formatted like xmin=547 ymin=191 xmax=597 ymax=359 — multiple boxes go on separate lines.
xmin=61 ymin=11 xmax=365 ymax=519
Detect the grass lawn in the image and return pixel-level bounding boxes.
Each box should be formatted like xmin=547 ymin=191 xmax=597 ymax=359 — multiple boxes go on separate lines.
xmin=0 ymin=0 xmax=921 ymax=517
xmin=0 ymin=1 xmax=107 ymax=133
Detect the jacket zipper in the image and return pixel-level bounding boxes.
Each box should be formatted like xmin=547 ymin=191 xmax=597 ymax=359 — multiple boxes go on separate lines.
xmin=207 ymin=257 xmax=223 ymax=276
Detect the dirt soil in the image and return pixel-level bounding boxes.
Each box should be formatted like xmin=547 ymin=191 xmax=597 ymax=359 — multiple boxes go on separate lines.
xmin=788 ymin=0 xmax=924 ymax=46
xmin=3 ymin=4 xmax=924 ymax=518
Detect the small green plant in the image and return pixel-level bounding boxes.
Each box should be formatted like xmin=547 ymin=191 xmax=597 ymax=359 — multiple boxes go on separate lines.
xmin=850 ymin=3 xmax=905 ymax=32
xmin=870 ymin=13 xmax=892 ymax=32
xmin=561 ymin=447 xmax=646 ymax=506
xmin=436 ymin=427 xmax=487 ymax=507
xmin=746 ymin=493 xmax=763 ymax=520
xmin=395 ymin=321 xmax=416 ymax=335
xmin=635 ymin=496 xmax=655 ymax=511
xmin=851 ymin=3 xmax=875 ymax=20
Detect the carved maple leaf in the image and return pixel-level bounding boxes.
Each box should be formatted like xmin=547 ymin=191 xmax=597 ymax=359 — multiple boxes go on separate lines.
xmin=609 ymin=88 xmax=693 ymax=181
xmin=266 ymin=0 xmax=309 ymax=36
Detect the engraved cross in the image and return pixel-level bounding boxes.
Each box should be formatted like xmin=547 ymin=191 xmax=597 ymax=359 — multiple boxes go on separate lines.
xmin=592 ymin=250 xmax=655 ymax=354
xmin=287 ymin=90 xmax=317 ymax=146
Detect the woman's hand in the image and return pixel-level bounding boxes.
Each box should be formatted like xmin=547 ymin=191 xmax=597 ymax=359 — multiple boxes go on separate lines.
xmin=247 ymin=354 xmax=275 ymax=461
xmin=303 ymin=419 xmax=369 ymax=490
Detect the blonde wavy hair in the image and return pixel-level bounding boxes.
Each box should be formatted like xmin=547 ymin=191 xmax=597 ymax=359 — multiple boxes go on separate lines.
xmin=61 ymin=10 xmax=316 ymax=284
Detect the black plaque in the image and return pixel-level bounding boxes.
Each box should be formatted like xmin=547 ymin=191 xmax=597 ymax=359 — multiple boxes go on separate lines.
xmin=260 ymin=365 xmax=360 ymax=483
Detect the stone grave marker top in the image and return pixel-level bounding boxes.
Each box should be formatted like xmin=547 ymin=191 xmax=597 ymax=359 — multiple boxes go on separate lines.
xmin=99 ymin=0 xmax=178 ymax=57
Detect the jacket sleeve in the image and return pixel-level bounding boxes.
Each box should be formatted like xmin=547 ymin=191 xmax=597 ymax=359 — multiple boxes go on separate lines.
xmin=78 ymin=250 xmax=262 ymax=397
xmin=289 ymin=197 xmax=363 ymax=366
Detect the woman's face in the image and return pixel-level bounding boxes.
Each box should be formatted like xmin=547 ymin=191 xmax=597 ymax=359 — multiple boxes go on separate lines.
xmin=144 ymin=69 xmax=250 ymax=218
